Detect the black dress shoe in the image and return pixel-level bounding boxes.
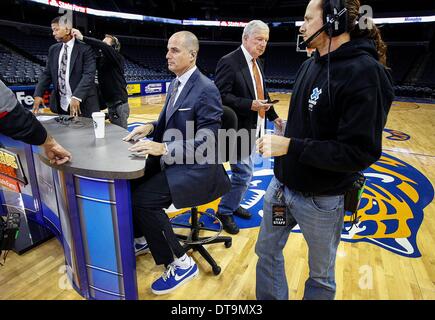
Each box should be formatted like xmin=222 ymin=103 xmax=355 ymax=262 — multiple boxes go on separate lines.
xmin=233 ymin=206 xmax=252 ymax=219
xmin=216 ymin=213 xmax=239 ymax=234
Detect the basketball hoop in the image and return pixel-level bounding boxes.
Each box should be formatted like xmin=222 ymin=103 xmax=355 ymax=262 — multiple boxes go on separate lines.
xmin=296 ymin=34 xmax=316 ymax=57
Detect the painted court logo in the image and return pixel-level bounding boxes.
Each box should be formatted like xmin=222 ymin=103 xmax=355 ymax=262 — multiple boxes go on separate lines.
xmin=129 ymin=123 xmax=433 ymax=258
xmin=340 ymin=153 xmax=433 ymax=257
xmin=241 ymin=153 xmax=432 ymax=258
xmin=383 ymin=128 xmax=411 ymax=141
xmin=170 ymin=152 xmax=433 ymax=258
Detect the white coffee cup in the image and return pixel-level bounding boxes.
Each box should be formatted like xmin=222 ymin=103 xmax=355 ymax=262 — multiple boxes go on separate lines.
xmin=92 ymin=112 xmax=106 ymax=138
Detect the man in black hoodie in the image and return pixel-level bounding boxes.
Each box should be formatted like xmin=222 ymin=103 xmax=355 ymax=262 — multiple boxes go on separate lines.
xmin=72 ymin=29 xmax=130 ymax=129
xmin=255 ymin=0 xmax=394 ymax=300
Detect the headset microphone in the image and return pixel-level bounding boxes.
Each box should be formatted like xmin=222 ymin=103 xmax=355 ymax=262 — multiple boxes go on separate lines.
xmin=298 ymin=7 xmax=347 ymax=50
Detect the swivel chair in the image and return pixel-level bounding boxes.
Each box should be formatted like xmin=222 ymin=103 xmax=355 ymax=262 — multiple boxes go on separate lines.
xmin=171 ymin=105 xmax=238 ymax=275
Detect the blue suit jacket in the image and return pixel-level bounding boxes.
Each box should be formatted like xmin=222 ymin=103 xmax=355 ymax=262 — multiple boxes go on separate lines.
xmin=149 ymin=68 xmax=230 ymax=208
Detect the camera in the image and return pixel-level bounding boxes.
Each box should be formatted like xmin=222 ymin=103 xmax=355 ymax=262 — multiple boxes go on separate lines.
xmin=0 ymin=211 xmax=20 ymax=266
xmin=344 ymin=172 xmax=366 ymax=213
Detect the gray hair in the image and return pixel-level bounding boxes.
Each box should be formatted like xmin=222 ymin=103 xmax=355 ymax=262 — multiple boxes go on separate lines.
xmin=174 ymin=31 xmax=199 ymax=53
xmin=242 ymin=20 xmax=269 ymax=41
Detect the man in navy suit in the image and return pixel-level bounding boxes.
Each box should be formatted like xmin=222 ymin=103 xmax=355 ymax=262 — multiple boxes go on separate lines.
xmin=123 ymin=31 xmax=230 ymax=295
xmin=32 ymin=16 xmax=99 ymax=118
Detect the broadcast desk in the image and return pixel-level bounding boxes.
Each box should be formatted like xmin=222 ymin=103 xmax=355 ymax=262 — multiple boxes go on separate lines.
xmin=0 ymin=117 xmax=145 ymax=299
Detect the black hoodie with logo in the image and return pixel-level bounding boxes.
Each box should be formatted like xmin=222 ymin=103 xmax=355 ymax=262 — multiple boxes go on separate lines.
xmin=274 ymin=38 xmax=394 ymax=195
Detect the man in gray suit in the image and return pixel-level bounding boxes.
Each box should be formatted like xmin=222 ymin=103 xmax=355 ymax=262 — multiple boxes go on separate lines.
xmin=214 ymin=20 xmax=283 ymax=234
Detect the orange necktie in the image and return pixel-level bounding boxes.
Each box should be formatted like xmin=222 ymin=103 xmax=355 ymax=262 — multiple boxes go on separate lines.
xmin=252 ymin=58 xmax=265 ymax=118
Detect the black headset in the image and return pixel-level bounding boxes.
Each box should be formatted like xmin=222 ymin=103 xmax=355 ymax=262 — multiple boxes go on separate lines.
xmin=297 ymin=1 xmax=349 ymax=114
xmin=323 ymin=0 xmax=348 ymax=37
xmin=106 ymin=34 xmax=121 ymax=52
xmin=299 ymin=0 xmax=348 ymax=48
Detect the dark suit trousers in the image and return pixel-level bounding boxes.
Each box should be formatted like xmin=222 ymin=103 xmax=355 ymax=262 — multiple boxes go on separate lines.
xmin=131 ymin=168 xmax=185 ymax=266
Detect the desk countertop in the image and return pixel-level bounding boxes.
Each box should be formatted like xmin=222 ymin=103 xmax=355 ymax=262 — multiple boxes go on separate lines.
xmin=38 ymin=117 xmax=145 ymax=179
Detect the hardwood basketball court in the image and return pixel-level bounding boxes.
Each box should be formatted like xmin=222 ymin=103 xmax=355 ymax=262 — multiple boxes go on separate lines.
xmin=0 ymin=92 xmax=434 ymax=300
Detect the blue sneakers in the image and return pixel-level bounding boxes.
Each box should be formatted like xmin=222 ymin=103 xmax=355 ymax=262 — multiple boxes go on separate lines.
xmin=134 ymin=241 xmax=150 ymax=256
xmin=151 ymin=259 xmax=199 ymax=295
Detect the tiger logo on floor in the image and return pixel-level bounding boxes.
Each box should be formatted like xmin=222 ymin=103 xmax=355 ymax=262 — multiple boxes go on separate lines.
xmin=128 ymin=124 xmax=433 ymax=258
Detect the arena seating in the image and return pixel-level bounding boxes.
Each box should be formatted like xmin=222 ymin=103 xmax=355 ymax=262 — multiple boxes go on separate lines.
xmin=415 ymin=52 xmax=435 ymax=87
xmin=0 ymin=45 xmax=44 ymax=84
xmin=0 ymin=22 xmax=433 ymax=99
xmin=386 ymin=44 xmax=427 ymax=84
xmin=0 ymin=26 xmax=55 ymax=63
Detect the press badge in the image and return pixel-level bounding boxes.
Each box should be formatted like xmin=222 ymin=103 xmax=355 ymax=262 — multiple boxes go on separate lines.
xmin=272 ymin=205 xmax=287 ymax=226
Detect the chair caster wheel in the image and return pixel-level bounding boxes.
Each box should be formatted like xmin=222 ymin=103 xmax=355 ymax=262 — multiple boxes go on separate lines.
xmin=212 ymin=266 xmax=221 ymax=275
xmin=225 ymin=241 xmax=232 ymax=248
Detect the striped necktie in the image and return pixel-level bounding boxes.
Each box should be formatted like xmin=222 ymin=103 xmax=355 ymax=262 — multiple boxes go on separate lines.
xmin=252 ymin=58 xmax=265 ymax=118
xmin=165 ymin=79 xmax=180 ymax=122
xmin=58 ymin=44 xmax=68 ymax=96
xmin=252 ymin=58 xmax=266 ymax=138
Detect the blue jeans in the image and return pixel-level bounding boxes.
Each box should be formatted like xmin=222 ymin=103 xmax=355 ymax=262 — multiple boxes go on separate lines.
xmin=217 ymin=156 xmax=253 ymax=215
xmin=255 ymin=177 xmax=344 ymax=300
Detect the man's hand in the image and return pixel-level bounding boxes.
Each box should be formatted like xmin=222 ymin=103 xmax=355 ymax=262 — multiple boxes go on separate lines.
xmin=123 ymin=123 xmax=154 ymax=142
xmin=251 ymin=100 xmax=272 ymax=113
xmin=32 ymin=96 xmax=44 ymax=114
xmin=128 ymin=140 xmax=166 ymax=157
xmin=274 ymin=118 xmax=285 ymax=134
xmin=256 ymin=134 xmax=291 ymax=157
xmin=71 ymin=28 xmax=84 ymax=41
xmin=42 ymin=135 xmax=72 ymax=165
xmin=69 ymin=98 xmax=81 ymax=117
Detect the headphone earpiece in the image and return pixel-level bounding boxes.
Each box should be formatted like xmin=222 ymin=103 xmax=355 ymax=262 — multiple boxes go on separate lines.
xmin=106 ymin=35 xmax=121 ymax=52
xmin=323 ymin=0 xmax=348 ymax=37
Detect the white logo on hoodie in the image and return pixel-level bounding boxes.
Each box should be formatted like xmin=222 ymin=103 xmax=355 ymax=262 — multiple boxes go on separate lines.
xmin=308 ymin=87 xmax=322 ymax=112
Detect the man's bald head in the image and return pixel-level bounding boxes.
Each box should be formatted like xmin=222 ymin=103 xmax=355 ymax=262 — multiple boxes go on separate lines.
xmin=171 ymin=31 xmax=199 ymax=54
xmin=166 ymin=31 xmax=199 ymax=76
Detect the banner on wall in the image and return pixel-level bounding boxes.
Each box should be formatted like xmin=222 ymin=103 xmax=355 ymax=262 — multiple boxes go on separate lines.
xmin=9 ymin=81 xmax=170 ymax=109
xmin=141 ymin=82 xmax=163 ymax=95
xmin=126 ymin=83 xmax=141 ymax=96
xmin=9 ymin=86 xmax=51 ymax=109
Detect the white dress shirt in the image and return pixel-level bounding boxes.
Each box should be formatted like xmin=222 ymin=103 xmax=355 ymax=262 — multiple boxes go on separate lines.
xmin=240 ymin=44 xmax=264 ymax=100
xmin=173 ymin=65 xmax=197 ymax=105
xmin=241 ymin=45 xmax=266 ymax=138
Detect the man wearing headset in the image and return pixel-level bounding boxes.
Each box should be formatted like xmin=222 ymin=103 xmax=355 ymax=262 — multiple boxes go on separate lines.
xmin=33 ymin=16 xmax=98 ymax=118
xmin=255 ymin=0 xmax=394 ymax=300
xmin=72 ymin=29 xmax=130 ymax=129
